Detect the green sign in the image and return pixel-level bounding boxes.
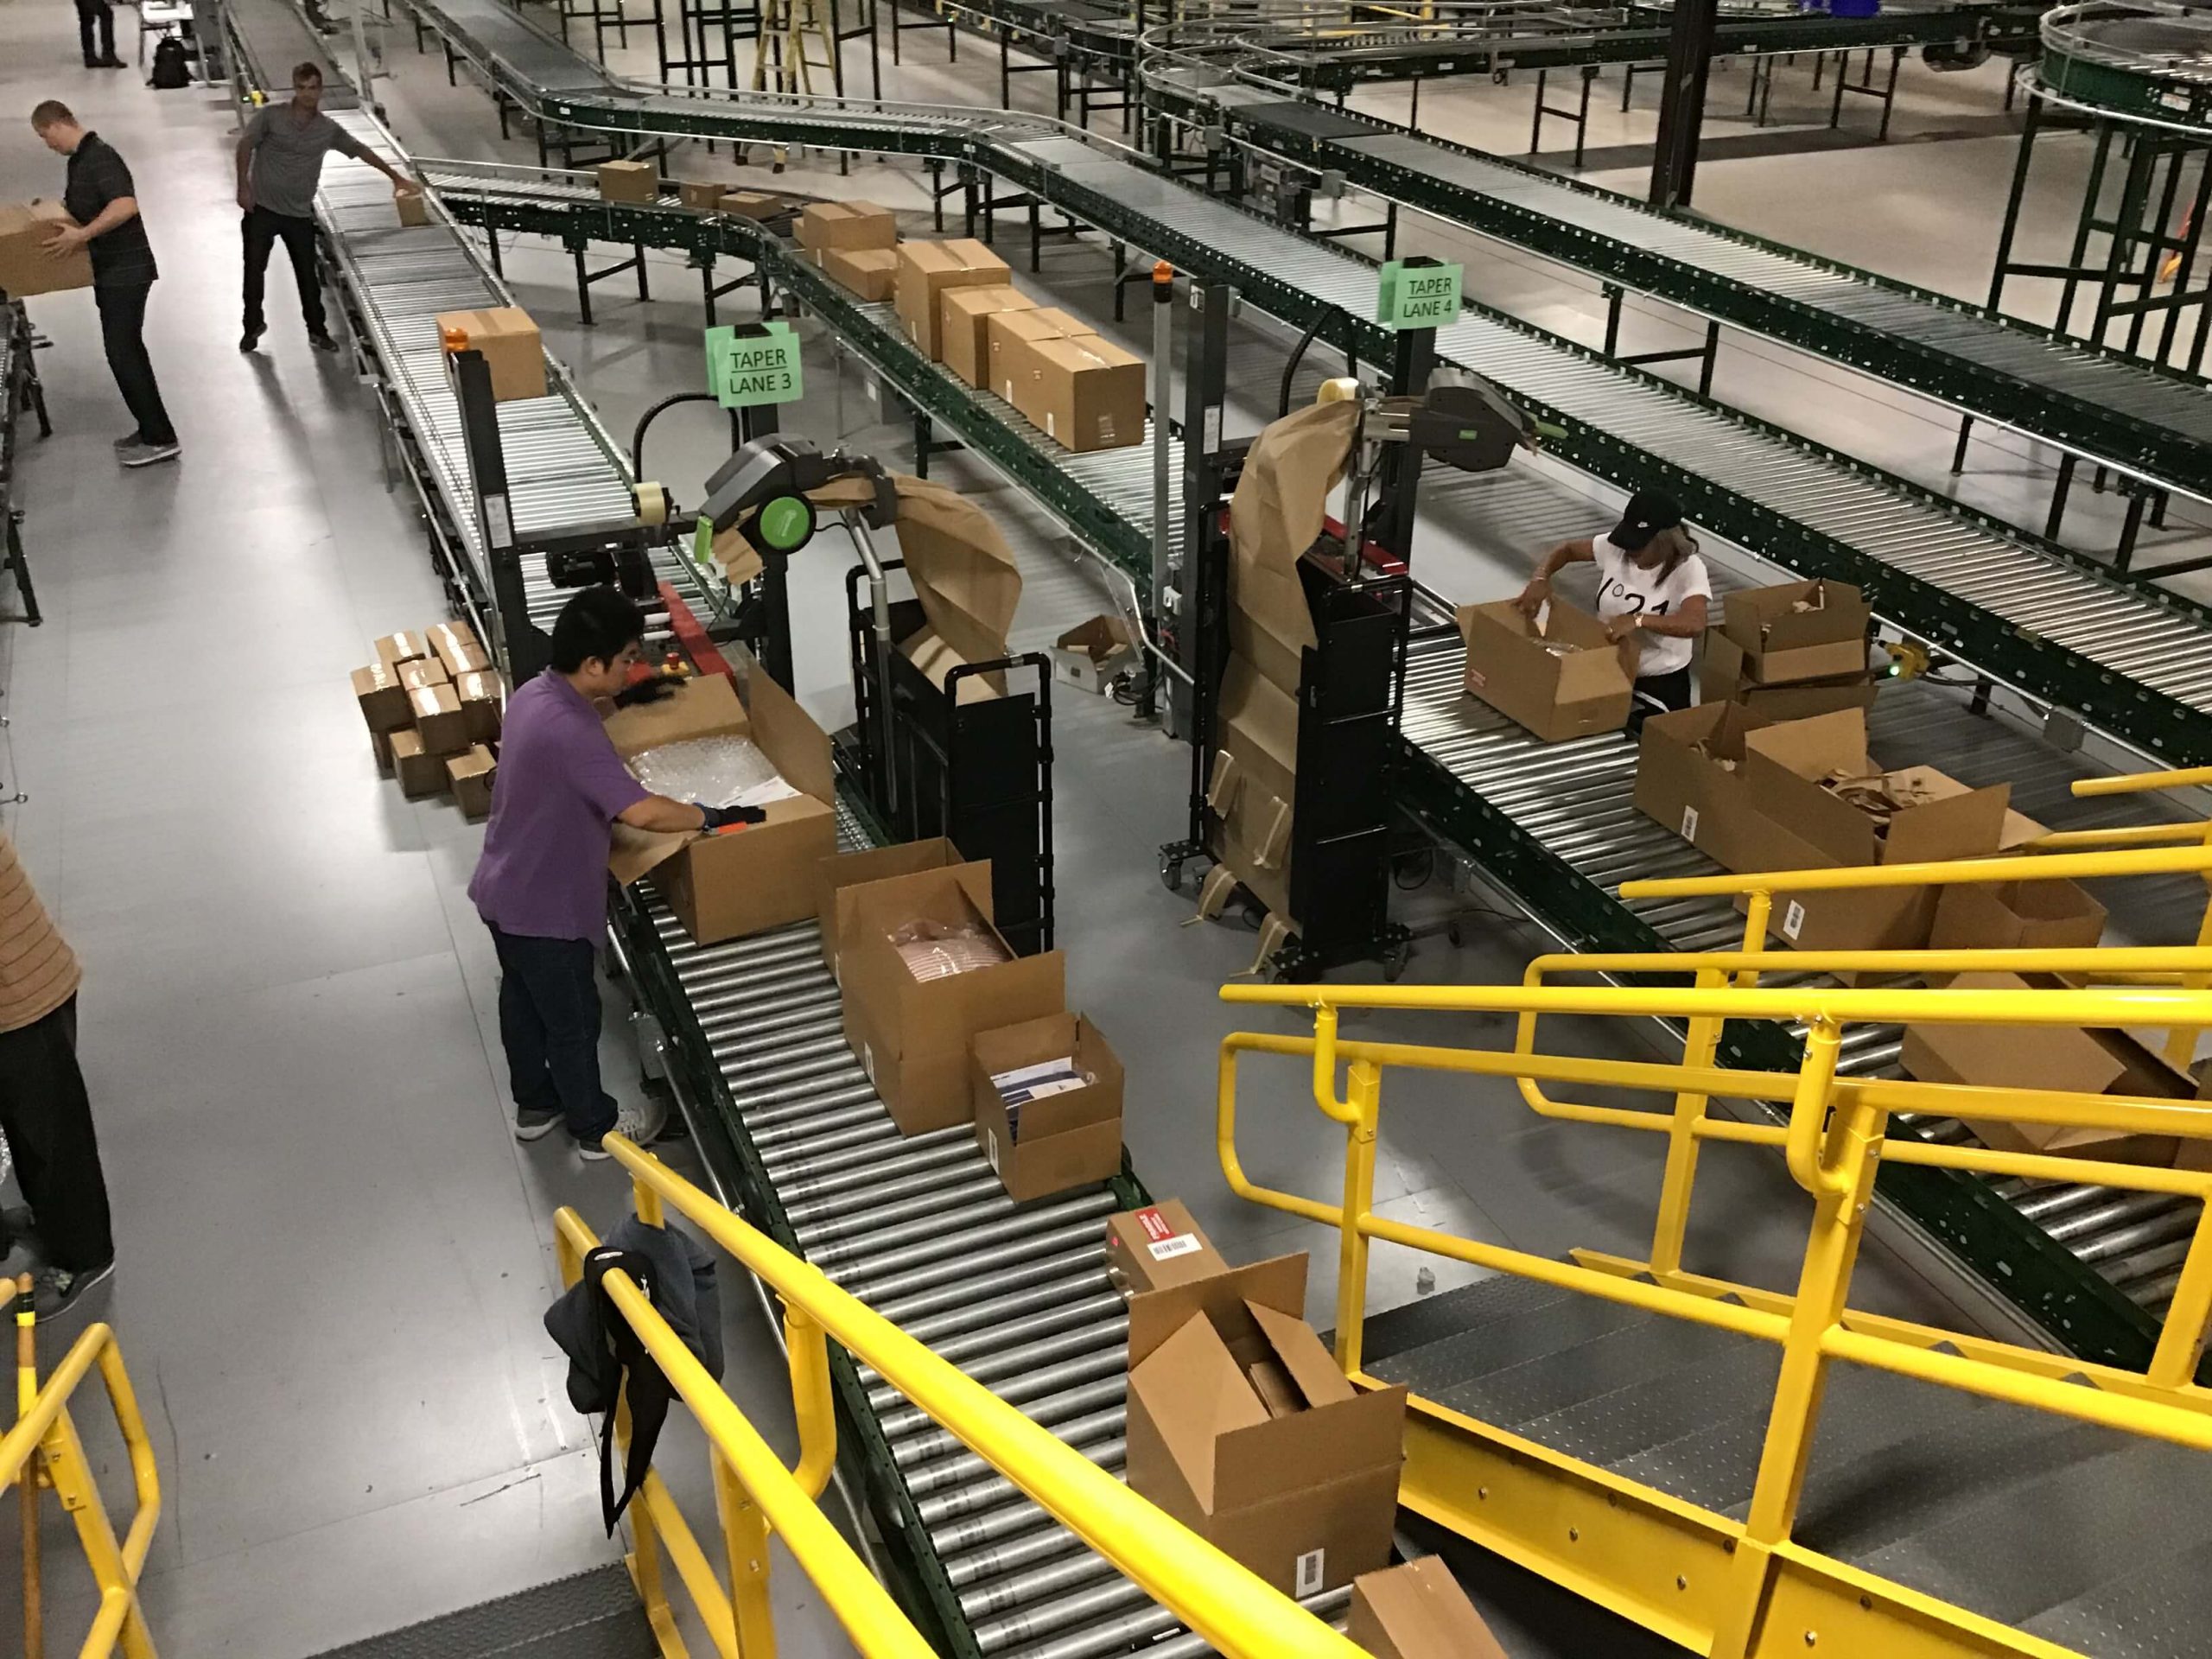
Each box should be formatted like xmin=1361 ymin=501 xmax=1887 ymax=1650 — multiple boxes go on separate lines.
xmin=705 ymin=321 xmax=804 ymax=409
xmin=1376 ymin=260 xmax=1464 ymax=330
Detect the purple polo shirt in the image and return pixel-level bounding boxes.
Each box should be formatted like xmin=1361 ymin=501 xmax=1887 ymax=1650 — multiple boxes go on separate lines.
xmin=468 ymin=671 xmax=650 ymax=941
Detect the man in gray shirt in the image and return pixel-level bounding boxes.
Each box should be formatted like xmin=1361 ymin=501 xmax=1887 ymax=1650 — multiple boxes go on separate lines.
xmin=236 ymin=62 xmax=419 ymax=353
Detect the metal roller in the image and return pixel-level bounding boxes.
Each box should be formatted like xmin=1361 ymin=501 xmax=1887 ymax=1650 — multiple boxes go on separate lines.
xmin=842 ymin=1224 xmax=1110 ymax=1304
xmin=892 ymin=1376 xmax=1128 ymax=1468
xmin=900 ymin=1405 xmax=1125 ymax=1494
xmin=888 ymin=1287 xmax=1123 ymax=1363
xmin=947 ymin=1522 xmax=1090 ymax=1595
xmin=960 ymin=1546 xmax=1118 ymax=1626
xmin=914 ymin=1440 xmax=1126 ymax=1529
xmin=877 ymin=1332 xmax=1128 ymax=1426
xmin=868 ymin=1251 xmax=1110 ymax=1327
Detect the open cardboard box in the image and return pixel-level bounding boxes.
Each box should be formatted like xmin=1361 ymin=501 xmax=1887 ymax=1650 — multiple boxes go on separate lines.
xmin=838 ymin=861 xmax=1066 ymax=1134
xmin=1106 ymin=1200 xmax=1229 ymax=1294
xmin=1929 ymin=880 xmax=2107 ymax=954
xmin=814 ymin=836 xmax=961 ymax=976
xmin=1051 ymin=615 xmax=1135 ymax=694
xmin=1125 ymin=1255 xmax=1407 ymax=1596
xmin=606 ymin=670 xmax=840 ymax=946
xmin=1458 ymin=599 xmax=1637 ymax=743
xmin=1718 ymin=579 xmax=1871 ymax=683
xmin=971 ymin=1012 xmax=1124 ymax=1202
xmin=1902 ymin=970 xmax=2211 ymax=1166
xmin=1742 ymin=709 xmax=2009 ymax=870
xmin=1349 ymin=1558 xmax=1510 ymax=1659
xmin=1701 ymin=632 xmax=1875 ymax=721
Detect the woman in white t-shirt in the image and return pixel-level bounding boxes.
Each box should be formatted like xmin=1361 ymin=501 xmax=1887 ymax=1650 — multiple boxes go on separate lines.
xmin=1515 ymin=491 xmax=1712 ymax=725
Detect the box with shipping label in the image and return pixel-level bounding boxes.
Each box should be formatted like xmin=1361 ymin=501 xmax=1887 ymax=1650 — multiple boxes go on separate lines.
xmin=677 ymin=179 xmax=725 ymax=210
xmin=985 ymin=306 xmax=1096 ymax=410
xmin=822 ymin=245 xmax=898 ymax=303
xmin=433 ymin=307 xmax=547 ymax=403
xmin=351 ymin=662 xmax=414 ymax=734
xmin=446 ymin=745 xmax=497 ymax=820
xmin=971 ymin=1013 xmax=1124 ymax=1203
xmin=1720 ymin=579 xmax=1869 ymax=672
xmin=453 ymin=669 xmax=505 ymax=745
xmin=1017 ymin=334 xmax=1146 ymax=453
xmin=1929 ymin=880 xmax=2107 ymax=955
xmin=1903 ymin=970 xmax=2205 ymax=1165
xmin=1700 ymin=632 xmax=1874 ymax=721
xmin=815 ymin=836 xmax=961 ymax=976
xmin=1126 ymin=1255 xmax=1408 ymax=1596
xmin=941 ymin=285 xmax=1036 ymax=389
xmin=408 ymin=683 xmax=470 ymax=755
xmin=837 ymin=861 xmax=1065 ymax=1135
xmin=796 ymin=200 xmax=896 ymax=255
xmin=396 ymin=190 xmax=429 ymax=228
xmin=895 ymin=239 xmax=1012 ymax=360
xmin=1106 ymin=1200 xmax=1228 ymax=1294
xmin=597 ymin=160 xmax=657 ymax=202
xmin=428 ymin=620 xmax=486 ymax=678
xmin=375 ymin=631 xmax=430 ymax=671
xmin=390 ymin=729 xmax=445 ymax=798
xmin=1457 ymin=599 xmax=1637 ymax=743
xmin=1349 ymin=1559 xmax=1510 ymax=1659
xmin=606 ymin=669 xmax=842 ymax=947
xmin=1051 ymin=615 xmax=1134 ymax=694
xmin=397 ymin=658 xmax=449 ymax=692
xmin=0 ymin=200 xmax=92 ymax=298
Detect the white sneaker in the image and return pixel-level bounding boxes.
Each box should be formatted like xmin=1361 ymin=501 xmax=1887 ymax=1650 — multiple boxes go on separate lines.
xmin=578 ymin=1098 xmax=667 ymax=1160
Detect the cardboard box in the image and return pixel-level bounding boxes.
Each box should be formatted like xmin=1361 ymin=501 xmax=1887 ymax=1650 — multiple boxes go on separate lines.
xmin=396 ymin=191 xmax=429 ymax=229
xmin=941 ymin=285 xmax=1036 ymax=389
xmin=427 ymin=620 xmax=486 ymax=678
xmin=796 ymin=200 xmax=896 ymax=254
xmin=1701 ymin=633 xmax=1876 ymax=721
xmin=837 ymin=861 xmax=1065 ymax=1134
xmin=1903 ymin=971 xmax=2200 ymax=1164
xmin=1051 ymin=615 xmax=1134 ymax=694
xmin=1126 ymin=1255 xmax=1407 ymax=1595
xmin=986 ymin=306 xmax=1095 ymax=410
xmin=434 ymin=307 xmax=547 ymax=403
xmin=971 ymin=1013 xmax=1124 ymax=1202
xmin=1018 ymin=334 xmax=1146 ymax=453
xmin=0 ymin=200 xmax=92 ymax=299
xmin=351 ymin=662 xmax=414 ymax=734
xmin=409 ymin=683 xmax=470 ymax=756
xmin=822 ymin=245 xmax=898 ymax=303
xmin=1458 ymin=600 xmax=1637 ymax=743
xmin=391 ymin=729 xmax=445 ymax=798
xmin=677 ymin=179 xmax=726 ymax=210
xmin=371 ymin=726 xmax=395 ymax=777
xmin=1106 ymin=1200 xmax=1229 ymax=1294
xmin=606 ymin=669 xmax=842 ymax=946
xmin=1349 ymin=1559 xmax=1509 ymax=1659
xmin=447 ymin=745 xmax=497 ymax=820
xmin=896 ymin=239 xmax=1013 ymax=360
xmin=1929 ymin=880 xmax=2107 ymax=954
xmin=1742 ymin=709 xmax=2008 ymax=871
xmin=375 ymin=631 xmax=430 ymax=671
xmin=597 ymin=160 xmax=657 ymax=202
xmin=453 ymin=669 xmax=504 ymax=745
xmin=815 ymin=836 xmax=961 ymax=976
xmin=1720 ymin=579 xmax=1870 ymax=678
xmin=397 ymin=658 xmax=449 ymax=692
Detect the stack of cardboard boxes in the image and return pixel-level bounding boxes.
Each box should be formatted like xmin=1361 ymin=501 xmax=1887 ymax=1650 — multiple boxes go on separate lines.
xmin=350 ymin=621 xmax=503 ymax=816
xmin=796 ymin=200 xmax=901 ymax=302
xmin=1702 ymin=579 xmax=1875 ymax=720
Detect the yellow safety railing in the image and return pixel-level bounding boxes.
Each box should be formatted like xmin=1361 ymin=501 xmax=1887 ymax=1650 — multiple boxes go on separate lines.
xmin=561 ymin=1135 xmax=1370 ymax=1659
xmin=1216 ymin=965 xmax=2212 ymax=1658
xmin=7 ymin=1288 xmax=162 ymax=1659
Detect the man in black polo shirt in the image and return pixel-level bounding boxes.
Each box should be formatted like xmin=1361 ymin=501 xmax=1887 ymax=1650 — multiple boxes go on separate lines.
xmin=30 ymin=100 xmax=180 ymax=468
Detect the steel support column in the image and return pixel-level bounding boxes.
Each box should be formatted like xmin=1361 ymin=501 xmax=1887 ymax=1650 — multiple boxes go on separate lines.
xmin=1650 ymin=0 xmax=1719 ymax=209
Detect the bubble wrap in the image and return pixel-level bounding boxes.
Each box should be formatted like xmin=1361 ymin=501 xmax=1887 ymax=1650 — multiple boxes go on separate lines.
xmin=890 ymin=920 xmax=1010 ymax=982
xmin=628 ymin=734 xmax=802 ymax=810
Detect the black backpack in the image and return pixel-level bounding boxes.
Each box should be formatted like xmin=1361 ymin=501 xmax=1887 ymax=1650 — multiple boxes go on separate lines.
xmin=148 ymin=36 xmax=189 ymax=89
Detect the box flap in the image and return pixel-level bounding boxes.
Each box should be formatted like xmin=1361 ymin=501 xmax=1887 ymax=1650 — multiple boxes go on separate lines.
xmin=1131 ymin=1313 xmax=1269 ymax=1510
xmin=1127 ymin=1255 xmax=1309 ymax=1369
xmin=1229 ymin=401 xmax=1357 ymax=686
xmin=817 ymin=840 xmax=961 ymax=963
xmin=745 ymin=663 xmax=836 ymax=805
xmin=1722 ymin=580 xmax=1869 ymax=655
xmin=1212 ymin=1381 xmax=1407 ymax=1512
xmin=609 ymin=821 xmax=695 ymax=886
xmin=604 ymin=671 xmax=750 ymax=759
xmin=1249 ymin=1302 xmax=1357 ymax=1408
xmin=1903 ymin=970 xmax=2130 ymax=1097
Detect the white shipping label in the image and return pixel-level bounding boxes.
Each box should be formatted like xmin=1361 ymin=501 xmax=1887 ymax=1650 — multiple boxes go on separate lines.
xmin=1294 ymin=1548 xmax=1325 ymax=1598
xmin=1046 ymin=412 xmax=1058 ymax=438
xmin=1147 ymin=1233 xmax=1203 ymax=1262
xmin=1783 ymin=900 xmax=1806 ymax=941
xmin=985 ymin=1130 xmax=1001 ymax=1174
xmin=485 ymin=494 xmax=513 ymax=550
xmin=1680 ymin=805 xmax=1700 ymax=840
xmin=1203 ymin=405 xmax=1222 ymax=452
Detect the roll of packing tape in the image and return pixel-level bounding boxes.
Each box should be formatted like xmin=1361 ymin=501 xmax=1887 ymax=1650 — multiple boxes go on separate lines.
xmin=635 ymin=481 xmax=669 ymax=525
xmin=1316 ymin=376 xmax=1361 ymax=405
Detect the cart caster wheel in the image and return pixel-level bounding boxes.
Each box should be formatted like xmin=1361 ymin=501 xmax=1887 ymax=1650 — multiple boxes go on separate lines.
xmin=1446 ymin=920 xmax=1465 ymax=949
xmin=1160 ymin=855 xmax=1185 ymax=893
xmin=1383 ymin=944 xmax=1410 ymax=982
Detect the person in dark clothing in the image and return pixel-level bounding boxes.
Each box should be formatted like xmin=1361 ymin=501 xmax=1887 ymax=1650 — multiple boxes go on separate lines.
xmin=31 ymin=101 xmax=179 ymax=467
xmin=74 ymin=0 xmax=126 ymax=68
xmin=236 ymin=62 xmax=418 ymax=352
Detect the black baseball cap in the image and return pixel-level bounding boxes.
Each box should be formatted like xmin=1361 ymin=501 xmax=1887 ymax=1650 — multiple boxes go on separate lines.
xmin=1609 ymin=491 xmax=1683 ymax=552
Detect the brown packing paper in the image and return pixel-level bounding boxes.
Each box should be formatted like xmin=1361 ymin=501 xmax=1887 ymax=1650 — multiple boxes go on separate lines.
xmin=1229 ymin=400 xmax=1358 ymax=693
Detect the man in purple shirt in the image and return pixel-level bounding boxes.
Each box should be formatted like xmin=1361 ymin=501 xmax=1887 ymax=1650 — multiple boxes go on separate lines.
xmin=468 ymin=588 xmax=756 ymax=1159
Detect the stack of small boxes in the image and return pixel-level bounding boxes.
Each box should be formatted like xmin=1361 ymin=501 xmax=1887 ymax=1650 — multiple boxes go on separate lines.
xmin=351 ymin=621 xmax=504 ymax=817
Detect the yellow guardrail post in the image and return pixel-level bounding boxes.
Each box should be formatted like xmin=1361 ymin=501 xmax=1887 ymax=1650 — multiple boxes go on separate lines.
xmin=785 ymin=1305 xmax=836 ymax=1501
xmin=1651 ymin=964 xmax=1729 ymax=1278
xmin=1335 ymin=1058 xmax=1382 ymax=1376
xmin=2148 ymin=1198 xmax=2212 ymax=1388
xmin=714 ymin=1450 xmax=777 ymax=1656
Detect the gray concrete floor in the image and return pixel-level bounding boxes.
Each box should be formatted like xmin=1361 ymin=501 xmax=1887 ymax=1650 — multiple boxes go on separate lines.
xmin=0 ymin=8 xmax=2185 ymax=1656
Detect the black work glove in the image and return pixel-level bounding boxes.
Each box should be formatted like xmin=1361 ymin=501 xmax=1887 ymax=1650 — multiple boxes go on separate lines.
xmin=613 ymin=676 xmax=677 ymax=709
xmin=697 ymin=803 xmax=768 ymax=831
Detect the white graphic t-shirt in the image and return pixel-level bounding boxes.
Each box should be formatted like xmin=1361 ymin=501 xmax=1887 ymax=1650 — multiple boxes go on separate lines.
xmin=1592 ymin=537 xmax=1711 ymax=677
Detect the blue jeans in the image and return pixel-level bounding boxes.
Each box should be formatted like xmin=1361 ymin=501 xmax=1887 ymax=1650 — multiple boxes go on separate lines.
xmin=487 ymin=925 xmax=620 ymax=1141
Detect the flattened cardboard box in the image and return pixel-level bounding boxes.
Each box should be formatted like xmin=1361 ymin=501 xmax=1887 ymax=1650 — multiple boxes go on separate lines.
xmin=814 ymin=836 xmax=960 ymax=976
xmin=1458 ymin=599 xmax=1637 ymax=743
xmin=894 ymin=238 xmax=1010 ymax=360
xmin=390 ymin=729 xmax=445 ymax=798
xmin=1125 ymin=1255 xmax=1407 ymax=1595
xmin=432 ymin=307 xmax=547 ymax=403
xmin=0 ymin=200 xmax=92 ymax=298
xmin=971 ymin=1013 xmax=1124 ymax=1203
xmin=796 ymin=200 xmax=896 ymax=254
xmin=1106 ymin=1200 xmax=1229 ymax=1294
xmin=1349 ymin=1558 xmax=1510 ymax=1659
xmin=447 ymin=745 xmax=497 ymax=820
xmin=605 ymin=669 xmax=841 ymax=945
xmin=941 ymin=285 xmax=1036 ymax=390
xmin=821 ymin=245 xmax=898 ymax=303
xmin=1227 ymin=400 xmax=1355 ymax=695
xmin=351 ymin=662 xmax=413 ymax=734
xmin=1701 ymin=633 xmax=1875 ymax=721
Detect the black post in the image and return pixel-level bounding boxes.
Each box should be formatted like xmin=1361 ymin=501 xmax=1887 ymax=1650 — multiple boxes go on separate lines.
xmin=1649 ymin=0 xmax=1718 ymax=210
xmin=453 ymin=349 xmax=539 ymax=679
xmin=1176 ymin=279 xmax=1232 ymax=856
xmin=1375 ymin=303 xmax=1437 ymax=568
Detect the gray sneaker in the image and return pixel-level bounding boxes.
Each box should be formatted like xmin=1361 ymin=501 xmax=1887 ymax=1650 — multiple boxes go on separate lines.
xmin=118 ymin=441 xmax=181 ymax=468
xmin=514 ymin=1103 xmax=564 ymax=1141
xmin=578 ymin=1099 xmax=667 ymax=1160
xmin=34 ymin=1260 xmax=114 ymax=1319
xmin=112 ymin=431 xmax=139 ymax=451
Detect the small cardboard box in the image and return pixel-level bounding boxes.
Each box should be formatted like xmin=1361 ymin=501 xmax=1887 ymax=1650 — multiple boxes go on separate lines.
xmin=351 ymin=662 xmax=414 ymax=734
xmin=1720 ymin=579 xmax=1870 ymax=676
xmin=397 ymin=658 xmax=449 ymax=692
xmin=822 ymin=245 xmax=898 ymax=303
xmin=1126 ymin=1255 xmax=1408 ymax=1596
xmin=1458 ymin=600 xmax=1637 ymax=743
xmin=896 ymin=239 xmax=1013 ymax=360
xmin=1929 ymin=880 xmax=2107 ymax=954
xmin=434 ymin=307 xmax=547 ymax=403
xmin=838 ymin=861 xmax=1066 ymax=1134
xmin=986 ymin=306 xmax=1095 ymax=409
xmin=1349 ymin=1559 xmax=1509 ymax=1659
xmin=428 ymin=620 xmax=486 ymax=678
xmin=796 ymin=200 xmax=896 ymax=254
xmin=719 ymin=189 xmax=789 ymax=220
xmin=409 ymin=683 xmax=470 ymax=756
xmin=941 ymin=285 xmax=1037 ymax=389
xmin=391 ymin=729 xmax=445 ymax=798
xmin=1051 ymin=616 xmax=1134 ymax=694
xmin=1741 ymin=709 xmax=2009 ymax=872
xmin=375 ymin=631 xmax=430 ymax=671
xmin=971 ymin=1013 xmax=1124 ymax=1203
xmin=1903 ymin=970 xmax=2202 ymax=1164
xmin=815 ymin=836 xmax=962 ymax=976
xmin=607 ymin=670 xmax=842 ymax=947
xmin=597 ymin=160 xmax=657 ymax=202
xmin=1701 ymin=633 xmax=1875 ymax=721
xmin=1018 ymin=334 xmax=1146 ymax=453
xmin=447 ymin=745 xmax=497 ymax=820
xmin=0 ymin=200 xmax=92 ymax=298
xmin=454 ymin=669 xmax=505 ymax=745
xmin=677 ymin=179 xmax=726 ymax=210
xmin=371 ymin=726 xmax=395 ymax=777
xmin=1106 ymin=1200 xmax=1228 ymax=1294
xmin=396 ymin=191 xmax=429 ymax=229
